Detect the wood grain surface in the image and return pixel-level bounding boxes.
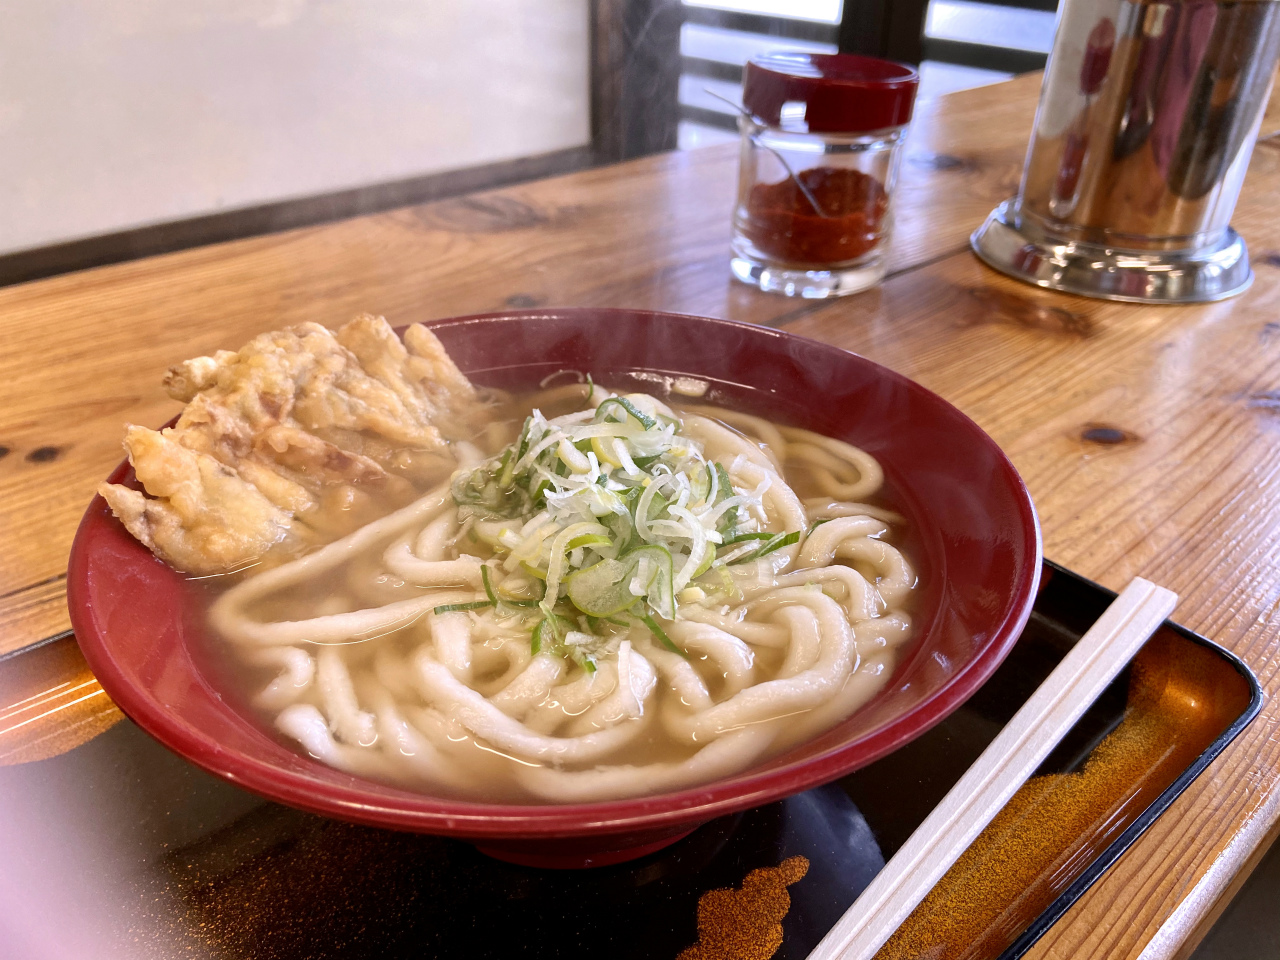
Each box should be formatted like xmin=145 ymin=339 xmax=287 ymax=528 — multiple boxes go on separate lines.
xmin=1 ymin=70 xmax=1278 ymax=958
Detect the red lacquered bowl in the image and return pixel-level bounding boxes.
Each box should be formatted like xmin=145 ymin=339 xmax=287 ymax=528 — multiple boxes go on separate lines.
xmin=68 ymin=308 xmax=1041 ymax=868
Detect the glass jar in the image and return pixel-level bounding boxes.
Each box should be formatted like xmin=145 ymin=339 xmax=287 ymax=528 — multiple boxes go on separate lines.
xmin=730 ymin=53 xmax=918 ymax=299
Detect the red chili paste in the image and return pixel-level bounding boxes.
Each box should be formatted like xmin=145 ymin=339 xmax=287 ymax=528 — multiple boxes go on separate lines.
xmin=742 ymin=166 xmax=888 ymax=265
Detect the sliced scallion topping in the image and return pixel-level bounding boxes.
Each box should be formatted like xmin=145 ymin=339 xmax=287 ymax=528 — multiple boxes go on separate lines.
xmin=639 ymin=611 xmax=685 ymax=658
xmin=756 ymin=530 xmax=801 ymax=557
xmin=433 ymin=600 xmax=493 ymax=614
xmin=480 ymin=564 xmax=499 ymax=605
xmin=594 ymin=396 xmax=657 ymax=430
xmin=452 ymin=386 xmax=781 ymax=661
xmin=727 ymin=530 xmax=801 ymax=565
xmin=713 ymin=462 xmax=738 ymax=536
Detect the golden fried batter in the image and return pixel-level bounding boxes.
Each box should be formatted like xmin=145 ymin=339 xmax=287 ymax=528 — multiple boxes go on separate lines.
xmin=100 ymin=427 xmax=293 ymax=574
xmin=101 ymin=315 xmax=486 ymax=574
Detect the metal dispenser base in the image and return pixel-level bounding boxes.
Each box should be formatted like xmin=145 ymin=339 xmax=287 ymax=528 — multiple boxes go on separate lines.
xmin=971 ymin=200 xmax=1254 ymax=305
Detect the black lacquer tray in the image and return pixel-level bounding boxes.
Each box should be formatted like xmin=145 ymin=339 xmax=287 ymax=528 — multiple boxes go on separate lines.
xmin=0 ymin=561 xmax=1260 ymax=960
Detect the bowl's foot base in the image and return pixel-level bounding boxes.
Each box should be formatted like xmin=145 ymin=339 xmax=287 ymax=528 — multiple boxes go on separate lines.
xmin=473 ymin=824 xmax=702 ymax=869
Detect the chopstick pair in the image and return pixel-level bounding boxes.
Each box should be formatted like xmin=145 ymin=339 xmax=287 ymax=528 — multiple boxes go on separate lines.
xmin=809 ymin=578 xmax=1178 ymax=960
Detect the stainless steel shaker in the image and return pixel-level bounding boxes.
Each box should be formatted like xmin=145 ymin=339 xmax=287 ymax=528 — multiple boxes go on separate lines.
xmin=972 ymin=0 xmax=1280 ymax=303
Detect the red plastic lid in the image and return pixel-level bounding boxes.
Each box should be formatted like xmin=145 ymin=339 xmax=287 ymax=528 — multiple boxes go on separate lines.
xmin=743 ymin=52 xmax=918 ymax=134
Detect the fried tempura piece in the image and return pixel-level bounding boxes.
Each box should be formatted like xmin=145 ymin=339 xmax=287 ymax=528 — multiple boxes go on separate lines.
xmin=101 ymin=315 xmax=485 ymax=575
xmin=99 ymin=427 xmax=293 ymax=573
xmin=163 ymin=350 xmax=237 ymax=402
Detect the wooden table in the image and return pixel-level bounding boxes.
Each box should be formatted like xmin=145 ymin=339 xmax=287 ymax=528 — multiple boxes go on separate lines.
xmin=2 ymin=72 xmax=1278 ymax=958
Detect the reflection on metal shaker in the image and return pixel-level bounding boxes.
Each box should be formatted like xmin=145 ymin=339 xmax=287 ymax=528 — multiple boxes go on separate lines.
xmin=972 ymin=0 xmax=1280 ymax=303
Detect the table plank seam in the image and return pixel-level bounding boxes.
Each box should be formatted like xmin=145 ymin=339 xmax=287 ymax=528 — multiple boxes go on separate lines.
xmin=0 ymin=571 xmax=66 ymax=604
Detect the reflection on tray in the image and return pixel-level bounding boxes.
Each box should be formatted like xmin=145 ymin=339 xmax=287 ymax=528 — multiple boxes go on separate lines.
xmin=872 ymin=625 xmax=1255 ymax=960
xmin=0 ymin=563 xmax=1259 ymax=960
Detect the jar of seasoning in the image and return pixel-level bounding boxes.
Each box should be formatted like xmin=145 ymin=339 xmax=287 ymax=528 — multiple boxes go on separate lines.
xmin=730 ymin=53 xmax=918 ymax=298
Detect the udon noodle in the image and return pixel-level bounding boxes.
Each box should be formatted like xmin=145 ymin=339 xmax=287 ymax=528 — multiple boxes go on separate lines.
xmin=208 ymin=382 xmax=917 ymax=803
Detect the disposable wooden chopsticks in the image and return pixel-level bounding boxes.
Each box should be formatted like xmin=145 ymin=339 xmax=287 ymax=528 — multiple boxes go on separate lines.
xmin=807 ymin=577 xmax=1178 ymax=960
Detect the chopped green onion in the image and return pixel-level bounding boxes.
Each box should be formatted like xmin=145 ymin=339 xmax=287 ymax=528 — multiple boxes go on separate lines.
xmin=497 ymin=448 xmax=516 ymax=489
xmin=531 ymin=617 xmax=547 ymax=654
xmin=727 ymin=530 xmax=801 ymax=564
xmin=515 ymin=416 xmax=534 ymax=462
xmin=640 ymin=611 xmax=685 ymax=657
xmin=433 ymin=600 xmax=493 ymax=614
xmin=585 ymin=613 xmax=631 ymax=634
xmin=714 ymin=463 xmax=738 ymax=535
xmin=594 ymin=396 xmax=657 ymax=430
xmin=493 ymin=570 xmax=544 ymax=607
xmin=566 ymin=544 xmax=674 ymax=619
xmin=538 ymin=601 xmax=563 ymax=638
xmin=480 ymin=564 xmax=499 ymax=605
xmin=757 ymin=530 xmax=801 ymax=557
xmin=451 ymin=385 xmax=800 ymax=670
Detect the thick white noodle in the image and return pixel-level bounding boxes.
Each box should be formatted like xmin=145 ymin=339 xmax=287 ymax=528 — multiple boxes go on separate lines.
xmin=795 ymin=516 xmax=915 ymax=608
xmin=383 ymin=536 xmax=484 ymax=586
xmin=828 ymin=538 xmax=915 ymax=608
xmin=344 ymin=555 xmax=415 ymax=607
xmin=681 ymin=414 xmax=777 ymax=472
xmin=663 ymin=589 xmax=855 ymax=743
xmin=213 ymin=483 xmax=452 ymax=617
xmin=685 ymin=409 xmax=883 ymax=503
xmin=566 ymin=643 xmax=658 ymax=733
xmin=854 ymin=612 xmax=913 ymax=653
xmin=211 ymin=407 xmax=919 ymax=803
xmin=804 ymin=497 xmax=905 ymax=525
xmin=523 ymin=663 xmax=618 ymax=734
xmin=276 ymin=704 xmax=394 ymax=779
xmin=779 ymin=425 xmax=883 ymax=501
xmin=245 ymin=646 xmax=315 ymax=711
xmin=685 ymin=407 xmax=788 ymax=471
xmin=770 ymin=654 xmax=894 ymax=753
xmin=370 ymin=698 xmax=479 ymax=790
xmin=429 ymin=609 xmax=475 ymax=681
xmin=405 ymin=703 xmax=472 ymax=752
xmin=642 ymin=642 xmax=713 ymax=711
xmin=217 ymin=588 xmax=476 ymax=647
xmin=414 ymin=650 xmax=650 ymax=764
xmin=317 ymin=647 xmax=377 ymax=746
xmin=415 ymin=511 xmax=457 ymax=559
xmin=516 ymin=727 xmax=778 ymax=803
xmin=777 ymin=606 xmax=822 ymax=678
xmin=681 ymin=607 xmax=792 ymax=649
xmin=797 ymin=516 xmax=890 ymax=566
xmin=489 ymin=653 xmax=566 ymax=718
xmin=768 ymin=566 xmax=882 ymax=622
xmin=664 ymin=621 xmax=756 ymax=695
xmin=480 ymin=639 xmax=537 ymax=696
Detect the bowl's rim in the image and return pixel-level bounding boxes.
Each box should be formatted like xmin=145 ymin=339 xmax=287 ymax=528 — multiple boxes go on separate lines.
xmin=67 ymin=307 xmax=1042 ymax=838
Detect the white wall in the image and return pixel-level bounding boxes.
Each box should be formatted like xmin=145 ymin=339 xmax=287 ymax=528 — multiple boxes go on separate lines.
xmin=0 ymin=0 xmax=591 ymax=254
